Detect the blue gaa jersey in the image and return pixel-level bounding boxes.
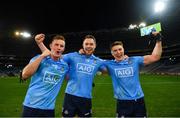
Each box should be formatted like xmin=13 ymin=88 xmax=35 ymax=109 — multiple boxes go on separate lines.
xmin=104 ymin=56 xmax=144 ymax=100
xmin=63 ymin=52 xmax=104 ymax=98
xmin=23 ymin=55 xmax=69 ymax=110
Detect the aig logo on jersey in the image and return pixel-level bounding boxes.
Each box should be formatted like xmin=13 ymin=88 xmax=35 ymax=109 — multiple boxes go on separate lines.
xmin=43 ymin=71 xmax=62 ymax=84
xmin=77 ymin=63 xmax=95 ymax=75
xmin=115 ymin=67 xmax=133 ymax=78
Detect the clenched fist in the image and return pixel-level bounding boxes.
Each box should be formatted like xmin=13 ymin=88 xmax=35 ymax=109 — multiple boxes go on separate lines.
xmin=35 ymin=34 xmax=45 ymax=44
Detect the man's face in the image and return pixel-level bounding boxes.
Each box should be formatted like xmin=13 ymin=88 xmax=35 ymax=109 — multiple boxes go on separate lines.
xmin=83 ymin=38 xmax=96 ymax=55
xmin=111 ymin=45 xmax=124 ymax=61
xmin=50 ymin=39 xmax=65 ymax=58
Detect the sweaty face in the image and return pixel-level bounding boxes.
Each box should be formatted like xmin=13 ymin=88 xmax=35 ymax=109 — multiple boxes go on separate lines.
xmin=50 ymin=39 xmax=65 ymax=59
xmin=111 ymin=45 xmax=124 ymax=61
xmin=83 ymin=38 xmax=96 ymax=55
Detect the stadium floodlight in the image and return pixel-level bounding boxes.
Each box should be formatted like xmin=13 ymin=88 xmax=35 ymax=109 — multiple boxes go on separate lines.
xmin=15 ymin=31 xmax=20 ymax=36
xmin=22 ymin=32 xmax=31 ymax=38
xmin=128 ymin=24 xmax=137 ymax=29
xmin=14 ymin=31 xmax=32 ymax=38
xmin=154 ymin=1 xmax=166 ymax=13
xmin=139 ymin=22 xmax=146 ymax=28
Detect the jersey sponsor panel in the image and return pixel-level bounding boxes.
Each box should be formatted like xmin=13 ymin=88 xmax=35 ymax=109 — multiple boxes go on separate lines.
xmin=115 ymin=67 xmax=133 ymax=78
xmin=77 ymin=63 xmax=95 ymax=75
xmin=43 ymin=71 xmax=63 ymax=84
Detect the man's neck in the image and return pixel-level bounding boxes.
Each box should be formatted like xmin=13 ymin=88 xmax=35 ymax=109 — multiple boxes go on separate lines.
xmin=51 ymin=55 xmax=61 ymax=61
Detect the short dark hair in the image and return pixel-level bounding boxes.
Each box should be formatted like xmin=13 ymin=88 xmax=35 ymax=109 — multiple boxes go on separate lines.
xmin=110 ymin=41 xmax=123 ymax=50
xmin=83 ymin=35 xmax=96 ymax=44
xmin=51 ymin=35 xmax=65 ymax=43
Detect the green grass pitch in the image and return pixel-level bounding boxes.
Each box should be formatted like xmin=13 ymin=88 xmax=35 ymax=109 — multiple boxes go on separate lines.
xmin=0 ymin=74 xmax=180 ymax=117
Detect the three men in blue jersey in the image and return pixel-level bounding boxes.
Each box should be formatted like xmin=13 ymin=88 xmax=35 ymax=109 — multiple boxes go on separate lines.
xmin=35 ymin=31 xmax=162 ymax=117
xmin=21 ymin=34 xmax=69 ymax=117
xmin=104 ymin=32 xmax=162 ymax=117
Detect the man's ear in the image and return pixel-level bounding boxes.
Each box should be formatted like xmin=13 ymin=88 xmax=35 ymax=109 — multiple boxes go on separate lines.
xmin=49 ymin=43 xmax=52 ymax=49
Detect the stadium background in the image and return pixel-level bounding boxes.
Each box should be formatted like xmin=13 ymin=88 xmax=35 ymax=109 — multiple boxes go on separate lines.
xmin=0 ymin=0 xmax=180 ymax=116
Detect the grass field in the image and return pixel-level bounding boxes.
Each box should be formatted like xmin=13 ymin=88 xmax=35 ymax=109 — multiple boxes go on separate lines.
xmin=0 ymin=74 xmax=180 ymax=117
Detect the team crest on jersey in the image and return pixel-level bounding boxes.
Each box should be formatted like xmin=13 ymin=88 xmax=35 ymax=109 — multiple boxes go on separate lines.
xmin=60 ymin=67 xmax=65 ymax=72
xmin=128 ymin=60 xmax=133 ymax=64
xmin=77 ymin=63 xmax=95 ymax=74
xmin=43 ymin=71 xmax=63 ymax=84
xmin=52 ymin=64 xmax=58 ymax=69
xmin=115 ymin=67 xmax=133 ymax=78
xmin=93 ymin=59 xmax=97 ymax=64
xmin=86 ymin=59 xmax=90 ymax=62
xmin=44 ymin=62 xmax=51 ymax=67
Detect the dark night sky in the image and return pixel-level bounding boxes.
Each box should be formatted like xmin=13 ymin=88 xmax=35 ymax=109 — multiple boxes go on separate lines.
xmin=0 ymin=0 xmax=180 ymax=56
xmin=0 ymin=0 xmax=178 ymax=33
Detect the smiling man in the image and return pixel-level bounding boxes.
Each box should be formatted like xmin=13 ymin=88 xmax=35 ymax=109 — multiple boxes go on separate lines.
xmin=104 ymin=32 xmax=162 ymax=117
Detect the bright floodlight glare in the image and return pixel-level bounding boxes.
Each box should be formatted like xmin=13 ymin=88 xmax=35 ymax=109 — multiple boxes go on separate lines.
xmin=22 ymin=32 xmax=31 ymax=38
xmin=128 ymin=24 xmax=137 ymax=29
xmin=20 ymin=32 xmax=24 ymax=35
xmin=139 ymin=22 xmax=146 ymax=27
xmin=15 ymin=31 xmax=20 ymax=36
xmin=154 ymin=1 xmax=165 ymax=13
xmin=128 ymin=24 xmax=133 ymax=29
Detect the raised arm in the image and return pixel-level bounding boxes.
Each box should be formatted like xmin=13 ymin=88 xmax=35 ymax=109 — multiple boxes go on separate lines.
xmin=35 ymin=33 xmax=49 ymax=52
xmin=143 ymin=32 xmax=162 ymax=65
xmin=22 ymin=50 xmax=51 ymax=79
